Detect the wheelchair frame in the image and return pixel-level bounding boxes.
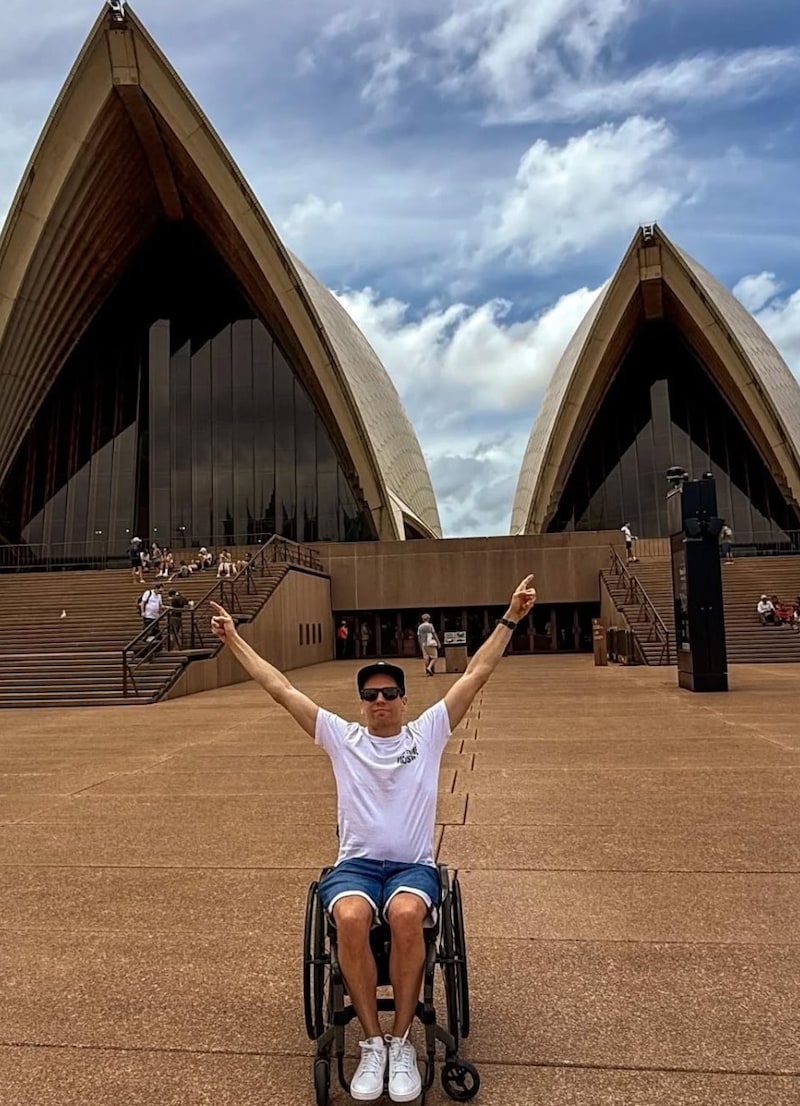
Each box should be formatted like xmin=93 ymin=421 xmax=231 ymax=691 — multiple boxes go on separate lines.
xmin=303 ymin=864 xmax=479 ymax=1104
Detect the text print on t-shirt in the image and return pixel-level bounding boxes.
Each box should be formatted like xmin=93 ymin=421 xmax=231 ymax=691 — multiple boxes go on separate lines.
xmin=397 ymin=742 xmax=419 ymax=765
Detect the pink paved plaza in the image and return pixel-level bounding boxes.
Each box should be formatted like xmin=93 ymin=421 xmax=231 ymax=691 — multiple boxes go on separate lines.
xmin=1 ymin=656 xmax=798 ymax=1105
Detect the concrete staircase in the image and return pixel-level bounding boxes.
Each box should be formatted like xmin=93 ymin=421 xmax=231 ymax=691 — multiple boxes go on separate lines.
xmin=0 ymin=562 xmax=287 ymax=707
xmin=633 ymin=555 xmax=800 ymax=664
xmin=601 ymin=566 xmax=672 ymax=665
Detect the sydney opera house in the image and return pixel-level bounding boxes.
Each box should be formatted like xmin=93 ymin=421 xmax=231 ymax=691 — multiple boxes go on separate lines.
xmin=1 ymin=3 xmax=800 ymax=663
xmin=0 ymin=5 xmax=441 ymax=557
xmin=512 ymin=230 xmax=800 ymax=544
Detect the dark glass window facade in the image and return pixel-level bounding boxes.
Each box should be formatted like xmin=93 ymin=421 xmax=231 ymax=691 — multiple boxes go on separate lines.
xmin=0 ymin=223 xmax=376 ymax=557
xmin=548 ymin=322 xmax=800 ymax=541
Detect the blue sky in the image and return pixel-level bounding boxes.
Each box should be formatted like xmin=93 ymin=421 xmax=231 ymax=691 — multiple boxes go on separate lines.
xmin=1 ymin=0 xmax=799 ymax=535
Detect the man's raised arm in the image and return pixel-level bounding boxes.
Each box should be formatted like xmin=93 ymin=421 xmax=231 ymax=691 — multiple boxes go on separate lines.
xmin=210 ymin=601 xmax=319 ymax=737
xmin=443 ymin=576 xmax=536 ymax=731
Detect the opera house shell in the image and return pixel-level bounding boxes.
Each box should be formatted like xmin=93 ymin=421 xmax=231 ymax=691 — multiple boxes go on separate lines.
xmin=0 ymin=4 xmax=441 ymax=560
xmin=511 ymin=226 xmax=800 ymax=543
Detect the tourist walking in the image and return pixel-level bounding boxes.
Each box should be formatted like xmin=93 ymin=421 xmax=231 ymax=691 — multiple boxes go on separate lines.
xmin=416 ymin=613 xmax=440 ymax=677
xmin=138 ymin=582 xmax=164 ymax=644
xmin=621 ymin=522 xmax=638 ymax=564
xmin=167 ymin=588 xmax=188 ymax=649
xmin=128 ymin=536 xmax=144 ymax=584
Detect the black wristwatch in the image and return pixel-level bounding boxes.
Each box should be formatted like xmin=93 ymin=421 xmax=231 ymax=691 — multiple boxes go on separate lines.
xmin=496 ymin=617 xmax=517 ymax=630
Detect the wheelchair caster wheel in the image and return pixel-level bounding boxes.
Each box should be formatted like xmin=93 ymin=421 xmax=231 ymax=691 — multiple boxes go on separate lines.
xmin=441 ymin=1058 xmax=480 ymax=1101
xmin=314 ymin=1058 xmax=330 ymax=1106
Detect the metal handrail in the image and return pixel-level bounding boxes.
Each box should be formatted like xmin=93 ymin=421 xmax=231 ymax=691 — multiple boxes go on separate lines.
xmin=122 ymin=535 xmax=324 ymax=696
xmin=605 ymin=546 xmax=671 ymax=665
xmin=0 ymin=532 xmax=325 ymax=573
xmin=0 ymin=541 xmax=110 ymax=572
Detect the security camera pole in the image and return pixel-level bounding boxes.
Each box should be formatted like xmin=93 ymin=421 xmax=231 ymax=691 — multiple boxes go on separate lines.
xmin=667 ymin=473 xmax=728 ymax=692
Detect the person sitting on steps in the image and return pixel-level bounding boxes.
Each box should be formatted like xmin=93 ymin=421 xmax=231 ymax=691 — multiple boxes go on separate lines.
xmin=757 ymin=595 xmax=775 ymax=625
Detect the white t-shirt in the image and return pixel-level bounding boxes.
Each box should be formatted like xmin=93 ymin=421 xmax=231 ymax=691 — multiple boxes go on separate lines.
xmin=315 ymin=700 xmax=451 ymax=866
xmin=417 ymin=621 xmax=437 ymax=646
xmin=621 ymin=525 xmax=633 ymax=543
xmin=757 ymin=600 xmax=773 ymax=614
xmin=140 ymin=590 xmax=163 ymax=619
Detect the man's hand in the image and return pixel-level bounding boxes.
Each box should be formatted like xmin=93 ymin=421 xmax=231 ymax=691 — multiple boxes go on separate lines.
xmin=209 ymin=602 xmax=319 ymax=737
xmin=445 ymin=573 xmax=536 ymax=731
xmin=506 ymin=575 xmax=536 ymax=620
xmin=210 ymin=601 xmax=239 ymax=644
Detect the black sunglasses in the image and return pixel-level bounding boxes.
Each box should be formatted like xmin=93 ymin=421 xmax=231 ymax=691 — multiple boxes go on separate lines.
xmin=360 ymin=686 xmax=403 ymax=702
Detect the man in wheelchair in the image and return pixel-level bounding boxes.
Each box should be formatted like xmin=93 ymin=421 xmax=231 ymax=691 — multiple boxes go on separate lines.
xmin=210 ymin=575 xmax=535 ymax=1101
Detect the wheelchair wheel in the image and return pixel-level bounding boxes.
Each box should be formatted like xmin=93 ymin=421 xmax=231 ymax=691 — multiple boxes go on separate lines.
xmin=440 ymin=873 xmax=461 ymax=1049
xmin=441 ymin=1058 xmax=480 ymax=1101
xmin=314 ymin=1058 xmax=330 ymax=1106
xmin=303 ymin=882 xmax=328 ymax=1039
xmin=452 ymin=875 xmax=470 ymax=1038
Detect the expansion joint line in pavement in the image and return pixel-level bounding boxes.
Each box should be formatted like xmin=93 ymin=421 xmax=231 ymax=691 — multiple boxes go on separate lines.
xmin=0 ymin=1042 xmax=796 ymax=1078
xmin=52 ymin=715 xmax=260 ymax=801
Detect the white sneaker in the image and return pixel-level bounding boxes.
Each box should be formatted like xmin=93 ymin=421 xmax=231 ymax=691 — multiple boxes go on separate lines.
xmin=350 ymin=1036 xmax=387 ymax=1101
xmin=387 ymin=1032 xmax=422 ymax=1102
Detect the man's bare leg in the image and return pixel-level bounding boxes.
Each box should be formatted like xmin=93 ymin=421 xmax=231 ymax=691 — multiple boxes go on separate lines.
xmin=386 ymin=893 xmax=427 ymax=1037
xmin=333 ymin=896 xmax=382 ymax=1039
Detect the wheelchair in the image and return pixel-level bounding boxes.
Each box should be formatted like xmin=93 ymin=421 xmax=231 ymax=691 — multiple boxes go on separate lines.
xmin=303 ymin=864 xmax=479 ymax=1104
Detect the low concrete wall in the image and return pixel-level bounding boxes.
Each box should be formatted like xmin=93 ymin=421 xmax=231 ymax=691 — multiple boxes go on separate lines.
xmin=599 ymin=574 xmax=621 ymax=630
xmin=166 ymin=568 xmax=333 ymax=699
xmin=635 ymin=538 xmax=670 ymax=558
xmin=313 ymin=532 xmax=622 ymax=610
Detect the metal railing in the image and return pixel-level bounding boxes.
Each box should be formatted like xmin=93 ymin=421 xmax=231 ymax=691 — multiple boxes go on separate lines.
xmin=725 ymin=531 xmax=800 ymax=558
xmin=605 ymin=546 xmax=671 ymax=665
xmin=0 ymin=541 xmax=111 ymax=572
xmin=122 ymin=535 xmax=324 ymax=697
xmin=0 ymin=532 xmax=323 ymax=573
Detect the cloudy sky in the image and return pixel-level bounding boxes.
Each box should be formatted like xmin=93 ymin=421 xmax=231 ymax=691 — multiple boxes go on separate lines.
xmin=1 ymin=0 xmax=799 ymax=536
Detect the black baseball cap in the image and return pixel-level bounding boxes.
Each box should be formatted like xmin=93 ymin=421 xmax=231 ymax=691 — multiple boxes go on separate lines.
xmin=357 ymin=661 xmax=406 ymax=696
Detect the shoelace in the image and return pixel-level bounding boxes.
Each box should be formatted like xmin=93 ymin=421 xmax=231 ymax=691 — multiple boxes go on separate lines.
xmin=357 ymin=1040 xmax=386 ymax=1076
xmin=389 ymin=1031 xmax=415 ymax=1076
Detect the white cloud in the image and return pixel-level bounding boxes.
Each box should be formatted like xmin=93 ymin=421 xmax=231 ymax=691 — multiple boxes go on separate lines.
xmin=483 ymin=116 xmax=686 ymax=265
xmin=753 ymin=289 xmax=800 ymax=379
xmin=359 ymin=39 xmax=415 ymax=106
xmin=281 ymin=193 xmax=344 ymax=240
xmin=427 ymin=444 xmax=521 ymax=534
xmin=431 ymin=0 xmax=637 ymax=110
xmin=295 ymin=4 xmax=381 ymax=76
xmin=733 ymin=271 xmax=782 ymax=314
xmin=295 ymin=46 xmax=316 ymax=76
xmin=337 ymin=282 xmax=600 ymax=416
xmin=334 ymin=1 xmax=800 ymax=123
xmin=509 ymin=47 xmax=800 ymax=123
xmin=336 ymin=280 xmax=603 ymax=534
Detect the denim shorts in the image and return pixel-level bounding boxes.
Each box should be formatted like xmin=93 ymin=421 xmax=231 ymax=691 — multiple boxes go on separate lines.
xmin=318 ymin=858 xmax=441 ymax=927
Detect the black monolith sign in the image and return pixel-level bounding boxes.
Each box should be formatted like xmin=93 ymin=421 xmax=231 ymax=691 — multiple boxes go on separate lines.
xmin=667 ymin=476 xmax=728 ymax=692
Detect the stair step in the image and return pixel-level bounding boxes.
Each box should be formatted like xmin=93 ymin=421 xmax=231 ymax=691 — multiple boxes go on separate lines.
xmin=623 ymin=554 xmax=800 ymax=665
xmin=0 ymin=559 xmax=299 ymax=705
